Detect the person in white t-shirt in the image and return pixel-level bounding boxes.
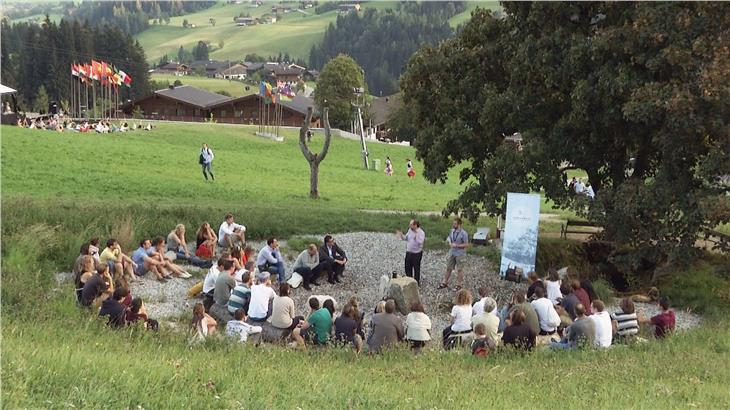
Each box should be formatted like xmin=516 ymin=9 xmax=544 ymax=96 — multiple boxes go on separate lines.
xmin=248 ymin=271 xmax=276 ymax=322
xmin=585 ymin=183 xmax=595 ymax=199
xmin=574 ymin=178 xmax=585 ymax=194
xmin=442 ymin=289 xmax=473 ymax=349
xmin=544 ymin=269 xmax=563 ymax=305
xmin=226 ymin=308 xmax=262 ymax=344
xmin=590 ymin=299 xmax=613 ymax=348
xmin=530 ymin=287 xmax=561 ymax=335
xmin=218 ymin=213 xmax=246 ymax=248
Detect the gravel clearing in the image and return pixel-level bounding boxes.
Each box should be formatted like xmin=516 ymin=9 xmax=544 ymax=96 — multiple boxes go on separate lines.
xmin=56 ymin=232 xmax=702 ymax=336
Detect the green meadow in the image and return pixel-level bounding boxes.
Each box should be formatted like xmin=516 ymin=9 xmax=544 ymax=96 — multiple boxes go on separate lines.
xmin=2 ymin=122 xmax=729 ymax=408
xmin=135 ymin=1 xmax=495 ymax=63
xmin=150 ymin=73 xmax=259 ymax=97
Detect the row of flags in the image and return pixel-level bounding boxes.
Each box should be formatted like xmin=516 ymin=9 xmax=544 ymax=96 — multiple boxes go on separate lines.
xmin=258 ymin=81 xmax=295 ymax=104
xmin=71 ymin=60 xmax=132 ymax=87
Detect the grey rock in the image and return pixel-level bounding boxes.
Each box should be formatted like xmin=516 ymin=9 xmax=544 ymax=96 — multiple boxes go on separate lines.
xmin=388 ymin=277 xmax=420 ymax=315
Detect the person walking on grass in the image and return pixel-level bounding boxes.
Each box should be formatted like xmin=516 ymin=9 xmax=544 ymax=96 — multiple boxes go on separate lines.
xmin=200 ymin=143 xmax=215 ymax=181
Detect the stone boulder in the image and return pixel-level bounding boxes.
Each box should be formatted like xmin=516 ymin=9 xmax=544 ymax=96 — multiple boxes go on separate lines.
xmin=378 ymin=274 xmax=391 ymax=300
xmin=387 ymin=277 xmax=420 ymax=315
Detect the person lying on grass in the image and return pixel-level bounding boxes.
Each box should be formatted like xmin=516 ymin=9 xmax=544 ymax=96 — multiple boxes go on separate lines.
xmin=99 ymin=238 xmax=138 ymax=283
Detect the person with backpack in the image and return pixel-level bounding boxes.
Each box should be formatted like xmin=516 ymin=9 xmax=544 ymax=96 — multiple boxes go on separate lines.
xmin=199 ymin=143 xmax=215 ymax=181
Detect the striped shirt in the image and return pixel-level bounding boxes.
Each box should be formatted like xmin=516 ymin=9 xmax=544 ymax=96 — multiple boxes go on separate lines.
xmin=227 ymin=284 xmax=251 ymax=314
xmin=610 ymin=310 xmax=639 ymax=337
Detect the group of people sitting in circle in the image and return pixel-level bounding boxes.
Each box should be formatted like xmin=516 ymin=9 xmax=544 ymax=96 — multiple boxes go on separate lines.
xmin=72 ymin=212 xmax=676 ymax=356
xmin=17 ymin=116 xmax=154 ymax=133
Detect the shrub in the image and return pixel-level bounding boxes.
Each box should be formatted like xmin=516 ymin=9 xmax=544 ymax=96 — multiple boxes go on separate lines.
xmin=592 ymin=278 xmax=615 ymax=305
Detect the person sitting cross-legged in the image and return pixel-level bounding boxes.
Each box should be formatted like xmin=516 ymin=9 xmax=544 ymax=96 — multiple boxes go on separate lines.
xmin=292 ymin=243 xmax=328 ymax=290
xmin=228 ymin=270 xmax=253 ymax=315
xmin=530 ymin=287 xmax=561 ymax=336
xmin=471 ymin=323 xmax=496 ymax=357
xmin=319 ymin=235 xmax=348 ymax=284
xmin=293 ymin=298 xmax=335 ymax=348
xmin=248 ymin=271 xmax=277 ymax=322
xmin=271 ymin=282 xmax=306 ymax=340
xmin=99 ymin=238 xmax=138 ymax=283
xmin=256 ymin=237 xmax=286 ymax=284
xmin=334 ymin=303 xmax=364 ymax=353
xmin=550 ymin=303 xmax=595 ymax=350
xmin=80 ymin=264 xmax=114 ymax=308
xmin=226 ymin=308 xmax=263 ymax=345
xmin=502 ymin=310 xmax=537 ymax=351
xmin=368 ymin=299 xmax=404 ymax=354
xmin=590 ymin=299 xmax=613 ymax=348
xmin=213 ymin=259 xmax=237 ymax=311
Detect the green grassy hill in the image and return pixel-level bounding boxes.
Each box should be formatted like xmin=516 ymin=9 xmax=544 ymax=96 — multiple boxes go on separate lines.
xmin=136 ymin=1 xmax=498 ymax=63
xmin=2 ymin=122 xmax=729 ymax=408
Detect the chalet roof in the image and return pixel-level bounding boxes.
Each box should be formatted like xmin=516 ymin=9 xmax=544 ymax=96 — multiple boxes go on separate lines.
xmin=370 ymin=94 xmax=402 ymax=126
xmin=273 ymin=66 xmax=303 ymax=76
xmin=159 ymin=62 xmax=187 ymax=70
xmin=189 ymin=60 xmax=233 ymax=71
xmin=216 ymin=64 xmax=247 ymax=75
xmin=208 ymin=94 xmax=318 ymax=117
xmin=155 ymin=85 xmax=232 ymax=108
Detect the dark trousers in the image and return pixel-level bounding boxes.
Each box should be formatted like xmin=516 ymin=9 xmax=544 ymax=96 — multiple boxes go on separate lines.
xmin=294 ymin=262 xmax=326 ymax=286
xmin=405 ymin=251 xmax=423 ymax=283
xmin=324 ymin=258 xmax=345 ymax=282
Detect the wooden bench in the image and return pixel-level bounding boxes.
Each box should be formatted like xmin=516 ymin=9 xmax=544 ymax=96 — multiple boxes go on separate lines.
xmin=561 ymin=220 xmax=603 ymax=240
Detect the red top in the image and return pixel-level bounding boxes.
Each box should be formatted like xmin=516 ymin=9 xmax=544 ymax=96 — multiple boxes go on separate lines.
xmin=196 ymin=243 xmax=213 ymax=259
xmin=650 ymin=310 xmax=676 ymax=338
xmin=573 ymin=288 xmax=593 ymax=316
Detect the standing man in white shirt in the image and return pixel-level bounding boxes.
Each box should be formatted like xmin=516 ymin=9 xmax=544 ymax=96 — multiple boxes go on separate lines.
xmin=218 ymin=213 xmax=246 ymax=249
xmin=200 ymin=142 xmax=215 ymax=181
xmin=396 ymin=219 xmax=425 ymax=284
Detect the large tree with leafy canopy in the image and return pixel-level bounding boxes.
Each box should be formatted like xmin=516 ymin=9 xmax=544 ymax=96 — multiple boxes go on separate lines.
xmin=314 ymin=54 xmax=365 ymax=130
xmin=400 ymin=2 xmax=729 ymax=264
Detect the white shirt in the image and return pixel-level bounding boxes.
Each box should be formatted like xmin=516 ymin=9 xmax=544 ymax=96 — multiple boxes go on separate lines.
xmin=575 ymin=181 xmax=585 ymax=193
xmin=202 ymin=265 xmax=220 ymax=294
xmin=472 ymin=297 xmax=498 ymax=316
xmin=256 ymin=245 xmax=282 ymax=266
xmin=225 ymin=320 xmax=262 ymax=342
xmin=218 ymin=220 xmax=246 ymax=245
xmin=248 ymin=284 xmax=276 ymax=319
xmin=450 ymin=305 xmax=472 ymax=332
xmin=405 ymin=311 xmax=432 ymax=341
xmin=531 ymin=297 xmax=560 ymax=332
xmin=591 ymin=311 xmax=613 ymax=347
xmin=545 ymin=280 xmax=562 ymax=305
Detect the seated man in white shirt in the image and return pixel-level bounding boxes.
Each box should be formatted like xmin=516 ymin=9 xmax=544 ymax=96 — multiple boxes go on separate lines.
xmin=590 ymin=299 xmax=613 ymax=348
xmin=248 ymin=271 xmax=277 ymax=322
xmin=218 ymin=213 xmax=246 ymax=249
xmin=530 ymin=287 xmax=561 ymax=335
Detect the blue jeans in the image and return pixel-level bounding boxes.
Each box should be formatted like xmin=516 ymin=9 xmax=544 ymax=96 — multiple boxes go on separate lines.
xmin=201 ymin=162 xmax=214 ymax=180
xmin=259 ymin=261 xmax=286 ymax=283
xmin=550 ymin=340 xmax=575 ymax=350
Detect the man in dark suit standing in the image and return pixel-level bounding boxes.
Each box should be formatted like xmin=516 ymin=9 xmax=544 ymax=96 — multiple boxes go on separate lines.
xmin=319 ymin=235 xmax=348 ymax=284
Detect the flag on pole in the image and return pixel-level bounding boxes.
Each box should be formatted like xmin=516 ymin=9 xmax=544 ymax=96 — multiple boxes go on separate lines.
xmin=91 ymin=60 xmax=102 ymax=81
xmin=71 ymin=63 xmax=79 ymax=77
xmin=120 ymin=70 xmax=132 ymax=87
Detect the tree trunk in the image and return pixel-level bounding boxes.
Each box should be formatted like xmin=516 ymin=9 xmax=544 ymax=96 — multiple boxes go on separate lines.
xmin=309 ymin=161 xmax=319 ymax=199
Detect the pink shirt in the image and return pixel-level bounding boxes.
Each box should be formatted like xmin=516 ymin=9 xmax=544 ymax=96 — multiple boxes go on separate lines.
xmin=404 ymin=228 xmax=425 ymax=253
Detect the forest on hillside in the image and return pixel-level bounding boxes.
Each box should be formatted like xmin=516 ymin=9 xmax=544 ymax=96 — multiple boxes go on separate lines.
xmin=309 ymin=1 xmax=468 ymax=96
xmin=1 ymin=17 xmax=152 ymax=111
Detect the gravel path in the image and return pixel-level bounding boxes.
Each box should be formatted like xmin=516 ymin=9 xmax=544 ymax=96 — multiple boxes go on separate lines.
xmin=56 ymin=232 xmax=702 ymax=336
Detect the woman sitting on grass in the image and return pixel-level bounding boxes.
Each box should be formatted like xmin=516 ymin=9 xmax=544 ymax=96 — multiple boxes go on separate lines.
xmin=348 ymin=296 xmax=365 ymax=339
xmin=544 ymin=269 xmax=562 ymax=305
xmin=271 ymin=283 xmax=304 ymax=340
xmin=74 ymin=255 xmax=96 ymax=304
xmin=195 ymin=222 xmax=218 ymax=259
xmin=126 ymin=297 xmax=159 ymax=331
xmin=334 ymin=303 xmax=363 ymax=353
xmin=442 ymin=289 xmax=473 ymax=349
xmin=610 ymin=297 xmax=639 ymax=342
xmin=191 ymin=302 xmax=217 ymax=342
xmin=167 ymin=224 xmax=191 ymax=261
xmin=405 ymin=301 xmax=432 ymax=354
